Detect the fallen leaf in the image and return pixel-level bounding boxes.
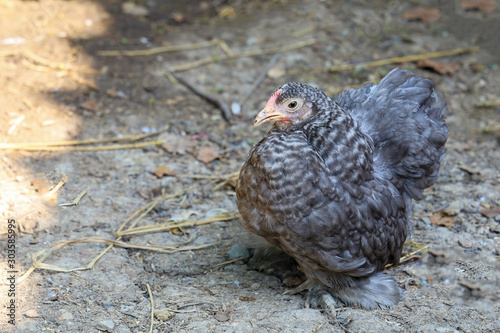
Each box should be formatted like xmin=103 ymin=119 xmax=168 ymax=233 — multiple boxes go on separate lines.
xmin=80 ymin=99 xmax=98 ymax=111
xmin=429 ymin=212 xmax=456 ymax=227
xmin=197 ymin=147 xmax=220 ymax=163
xmin=169 ymin=227 xmax=184 ymax=235
xmin=158 ymin=133 xmax=197 ymax=155
xmin=214 ymin=307 xmax=232 ymax=322
xmin=218 ymin=6 xmax=236 ymax=19
xmin=479 ymin=206 xmax=500 ymax=218
xmin=417 ymin=59 xmax=460 ymax=75
xmin=469 ymin=62 xmax=485 ymax=72
xmin=153 ymin=165 xmax=170 ymax=178
xmin=403 ymin=7 xmax=441 ymax=23
xmin=31 ymin=179 xmax=51 ymax=194
xmin=239 ymin=296 xmax=256 ymax=302
xmin=460 ymin=0 xmax=495 ymax=13
xmin=171 ymin=12 xmax=184 ymax=23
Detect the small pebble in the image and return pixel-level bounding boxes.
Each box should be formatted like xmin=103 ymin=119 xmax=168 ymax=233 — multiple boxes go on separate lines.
xmin=59 ymin=310 xmax=74 ymax=320
xmin=231 ymin=102 xmax=241 ymax=115
xmin=458 ymin=239 xmax=473 ymax=248
xmin=96 ymin=320 xmax=115 ymax=332
xmin=24 ymin=309 xmax=40 ymax=318
xmin=154 ymin=309 xmax=175 ymax=321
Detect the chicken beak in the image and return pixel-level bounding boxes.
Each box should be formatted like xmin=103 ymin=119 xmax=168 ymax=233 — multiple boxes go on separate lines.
xmin=254 ymin=107 xmax=286 ymax=127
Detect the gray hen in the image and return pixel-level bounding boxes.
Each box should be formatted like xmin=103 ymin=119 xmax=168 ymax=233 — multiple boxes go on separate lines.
xmin=236 ymin=68 xmax=448 ymax=309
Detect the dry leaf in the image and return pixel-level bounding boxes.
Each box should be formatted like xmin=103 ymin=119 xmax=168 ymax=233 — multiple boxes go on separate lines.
xmin=169 ymin=227 xmax=183 ymax=235
xmin=31 ymin=179 xmax=51 ymax=194
xmin=214 ymin=307 xmax=232 ymax=322
xmin=403 ymin=8 xmax=441 ymax=23
xmin=171 ymin=12 xmax=184 ymax=23
xmin=430 ymin=212 xmax=456 ymax=227
xmin=153 ymin=165 xmax=169 ymax=178
xmin=479 ymin=206 xmax=500 ymax=218
xmin=158 ymin=133 xmax=197 ymax=155
xmin=197 ymin=147 xmax=220 ymax=163
xmin=417 ymin=59 xmax=460 ymax=75
xmin=239 ymin=296 xmax=256 ymax=302
xmin=461 ymin=0 xmax=495 ymax=13
xmin=80 ymin=99 xmax=97 ymax=111
xmin=218 ymin=6 xmax=236 ymax=19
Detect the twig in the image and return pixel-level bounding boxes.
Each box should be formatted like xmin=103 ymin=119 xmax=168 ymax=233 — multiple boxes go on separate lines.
xmin=474 ymin=100 xmax=500 ymax=108
xmin=0 ymin=141 xmax=164 ymax=151
xmin=169 ymin=39 xmax=316 ymax=72
xmin=294 ymin=46 xmax=479 ymax=74
xmin=48 ymin=172 xmax=67 ymax=197
xmin=67 ymin=72 xmax=100 ymax=91
xmin=16 ymin=237 xmax=218 ymax=283
xmin=473 ymin=125 xmax=500 ymax=134
xmin=97 ymin=40 xmax=221 ymax=57
xmin=117 ymin=212 xmax=240 ymax=237
xmin=170 ymin=72 xmax=232 ymax=121
xmin=0 ymin=126 xmax=169 ymax=149
xmin=117 ymin=184 xmax=199 ymax=234
xmin=146 ymin=283 xmax=154 ymax=333
xmin=385 ymin=245 xmax=429 ymax=268
xmin=7 ymin=115 xmax=25 ymax=135
xmin=212 ymin=257 xmax=245 ymax=268
xmin=60 ymin=191 xmax=87 ymax=207
xmin=240 ymin=53 xmax=282 ymax=111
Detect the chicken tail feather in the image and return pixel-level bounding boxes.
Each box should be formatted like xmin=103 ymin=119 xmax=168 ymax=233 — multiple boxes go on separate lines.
xmin=336 ymin=67 xmax=448 ymax=200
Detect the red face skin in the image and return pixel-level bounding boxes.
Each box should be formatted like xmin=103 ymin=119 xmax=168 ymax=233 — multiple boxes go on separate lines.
xmin=254 ymin=89 xmax=312 ymax=129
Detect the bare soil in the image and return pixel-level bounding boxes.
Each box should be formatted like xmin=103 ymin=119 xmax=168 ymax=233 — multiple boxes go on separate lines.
xmin=1 ymin=1 xmax=499 ymax=332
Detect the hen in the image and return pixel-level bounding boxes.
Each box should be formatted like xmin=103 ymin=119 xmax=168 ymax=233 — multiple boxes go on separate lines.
xmin=236 ymin=68 xmax=448 ymax=310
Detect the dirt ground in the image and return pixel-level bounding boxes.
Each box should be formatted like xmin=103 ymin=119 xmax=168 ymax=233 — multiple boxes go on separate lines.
xmin=1 ymin=0 xmax=499 ymax=332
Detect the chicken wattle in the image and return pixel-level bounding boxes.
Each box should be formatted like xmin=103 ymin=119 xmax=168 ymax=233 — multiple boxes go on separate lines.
xmin=236 ymin=68 xmax=448 ymax=310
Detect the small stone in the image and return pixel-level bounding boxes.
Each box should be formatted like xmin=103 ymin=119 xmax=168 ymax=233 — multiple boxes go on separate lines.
xmin=442 ymin=201 xmax=462 ymax=216
xmin=154 ymin=309 xmax=175 ymax=321
xmin=458 ymin=239 xmax=473 ymax=248
xmin=24 ymin=309 xmax=40 ymax=318
xmin=59 ymin=310 xmax=74 ymax=320
xmin=227 ymin=243 xmax=250 ymax=259
xmin=231 ymin=102 xmax=241 ymax=115
xmin=96 ymin=320 xmax=115 ymax=332
xmin=416 ymin=217 xmax=431 ymax=230
xmin=267 ymin=67 xmax=285 ymax=79
xmin=250 ymin=283 xmax=261 ymax=290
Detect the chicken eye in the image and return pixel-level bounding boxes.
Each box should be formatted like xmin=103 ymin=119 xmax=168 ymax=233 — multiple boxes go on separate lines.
xmin=287 ymin=101 xmax=298 ymax=110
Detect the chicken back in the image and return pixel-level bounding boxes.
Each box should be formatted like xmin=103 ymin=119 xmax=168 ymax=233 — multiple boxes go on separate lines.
xmin=236 ymin=68 xmax=448 ymax=309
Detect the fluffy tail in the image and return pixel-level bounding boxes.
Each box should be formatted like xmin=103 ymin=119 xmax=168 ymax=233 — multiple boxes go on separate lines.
xmin=332 ymin=272 xmax=402 ymax=309
xmin=336 ymin=68 xmax=448 ymax=200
